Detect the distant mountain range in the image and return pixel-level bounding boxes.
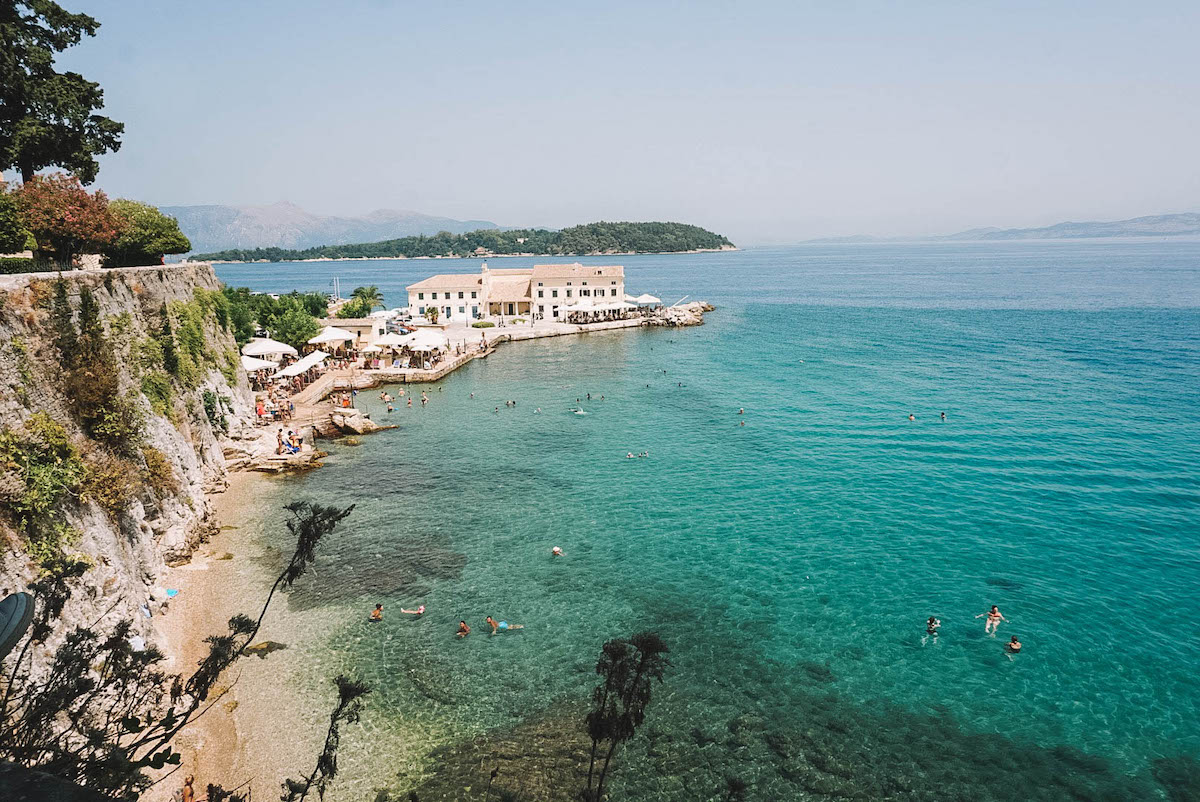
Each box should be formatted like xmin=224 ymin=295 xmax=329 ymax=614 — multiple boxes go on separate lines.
xmin=805 ymin=213 xmax=1200 ymax=244
xmin=159 ymin=201 xmax=498 ymax=253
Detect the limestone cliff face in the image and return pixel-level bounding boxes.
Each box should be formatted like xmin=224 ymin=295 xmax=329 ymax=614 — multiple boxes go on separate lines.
xmin=0 ymin=263 xmax=254 ymax=657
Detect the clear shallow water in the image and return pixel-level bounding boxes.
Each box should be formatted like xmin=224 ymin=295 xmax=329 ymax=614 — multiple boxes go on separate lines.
xmin=216 ymin=241 xmax=1200 ymax=800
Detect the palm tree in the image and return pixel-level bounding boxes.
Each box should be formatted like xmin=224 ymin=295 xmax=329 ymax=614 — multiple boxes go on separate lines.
xmin=351 ymin=285 xmax=384 ymax=310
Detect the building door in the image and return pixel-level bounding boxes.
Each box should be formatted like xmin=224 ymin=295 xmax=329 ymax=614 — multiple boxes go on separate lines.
xmin=506 ymin=303 xmax=514 ymax=315
xmin=444 ymin=306 xmax=451 ymax=319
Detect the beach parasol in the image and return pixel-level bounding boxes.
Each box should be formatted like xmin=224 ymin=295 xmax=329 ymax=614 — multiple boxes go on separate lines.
xmin=242 ymin=337 xmax=298 ymax=357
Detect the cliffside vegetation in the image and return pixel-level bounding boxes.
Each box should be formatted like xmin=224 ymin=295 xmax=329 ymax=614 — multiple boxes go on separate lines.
xmin=192 ymin=221 xmax=734 ymax=262
xmin=0 ymin=174 xmax=190 ymax=269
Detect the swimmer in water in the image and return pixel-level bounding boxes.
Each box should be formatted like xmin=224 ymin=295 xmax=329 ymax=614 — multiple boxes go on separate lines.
xmin=627 ymin=452 xmax=635 ymax=458
xmin=486 ymin=616 xmax=524 ymax=635
xmin=1007 ymin=635 xmax=1021 ymax=653
xmin=926 ymin=616 xmax=941 ymax=636
xmin=387 ymin=402 xmax=394 ymax=413
xmin=401 ymin=605 xmax=426 ymax=616
xmin=552 ymin=546 xmax=564 ymax=557
xmin=940 ymin=411 xmax=946 ymax=421
xmin=457 ymin=620 xmax=470 ymax=638
xmin=739 ymin=408 xmax=744 ymax=415
xmin=470 ymin=392 xmax=475 ymax=398
xmin=370 ymin=604 xmax=383 ymax=622
xmin=975 ymin=605 xmax=1007 ymax=635
xmin=494 ymin=407 xmax=499 ymax=413
xmin=535 ymin=407 xmax=541 ymax=413
xmin=407 ymin=397 xmax=412 ymax=407
xmin=908 ymin=413 xmax=915 ymax=421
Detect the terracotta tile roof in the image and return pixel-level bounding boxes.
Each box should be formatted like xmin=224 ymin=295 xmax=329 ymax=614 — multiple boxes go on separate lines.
xmin=486 ymin=268 xmax=534 ymax=276
xmin=407 ymin=273 xmax=483 ymax=291
xmin=488 ymin=276 xmax=532 ymax=302
xmin=531 ymin=263 xmax=624 ymax=279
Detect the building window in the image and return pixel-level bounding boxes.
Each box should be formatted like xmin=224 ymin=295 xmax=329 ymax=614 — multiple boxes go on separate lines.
xmin=567 ymin=281 xmax=572 ymax=285
xmin=537 ymin=282 xmax=543 ymax=287
xmin=418 ymin=293 xmax=424 ymax=300
xmin=581 ymin=289 xmax=590 ymax=296
xmin=552 ymin=308 xmax=559 ymax=317
xmin=566 ymin=289 xmax=572 ymax=297
xmin=552 ymin=289 xmax=558 ymax=298
xmin=459 ymin=306 xmax=465 ymax=313
xmin=611 ymin=281 xmax=616 ymax=285
xmin=418 ymin=306 xmax=425 ymax=315
xmin=582 ymin=281 xmax=588 ymax=285
xmin=471 ymin=291 xmax=477 ymax=299
xmin=537 ymin=289 xmax=543 ymax=298
xmin=471 ymin=305 xmax=478 ymax=317
xmin=538 ymin=305 xmax=544 ymax=314
xmin=458 ymin=292 xmax=464 ymax=299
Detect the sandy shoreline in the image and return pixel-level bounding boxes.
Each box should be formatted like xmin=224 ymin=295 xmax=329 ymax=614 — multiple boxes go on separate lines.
xmin=147 ymin=472 xmax=294 ymax=801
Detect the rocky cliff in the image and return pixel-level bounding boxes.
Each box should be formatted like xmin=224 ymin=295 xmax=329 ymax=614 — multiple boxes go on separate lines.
xmin=0 ymin=263 xmax=254 ymax=663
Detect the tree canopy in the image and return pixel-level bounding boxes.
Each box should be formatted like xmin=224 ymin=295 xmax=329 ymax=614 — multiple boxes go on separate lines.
xmin=15 ymin=172 xmax=120 ymax=265
xmin=0 ymin=182 xmax=30 ymax=252
xmin=0 ymin=1 xmax=124 ymax=183
xmin=103 ymin=199 xmax=191 ymax=267
xmin=193 ymin=221 xmax=735 ymax=262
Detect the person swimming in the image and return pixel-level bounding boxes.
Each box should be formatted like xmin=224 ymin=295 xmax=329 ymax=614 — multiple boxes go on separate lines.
xmin=457 ymin=620 xmax=470 ymax=638
xmin=926 ymin=616 xmax=941 ymax=636
xmin=627 ymin=452 xmax=635 ymax=458
xmin=486 ymin=616 xmax=524 ymax=634
xmin=976 ymin=605 xmax=1007 ymax=635
xmin=552 ymin=546 xmax=564 ymax=557
xmin=908 ymin=413 xmax=916 ymax=421
xmin=387 ymin=402 xmax=394 ymax=413
xmin=401 ymin=605 xmax=425 ymax=616
xmin=940 ymin=411 xmax=946 ymax=421
xmin=1007 ymin=635 xmax=1021 ymax=653
xmin=739 ymin=408 xmax=744 ymax=415
xmin=369 ymin=604 xmax=383 ymax=622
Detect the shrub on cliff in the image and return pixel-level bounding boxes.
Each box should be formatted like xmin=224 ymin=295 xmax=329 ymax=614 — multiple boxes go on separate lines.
xmin=141 ymin=446 xmax=178 ymax=497
xmin=101 ymin=200 xmax=191 ymax=267
xmin=14 ymin=173 xmax=121 ymax=267
xmin=81 ymin=451 xmax=138 ymax=518
xmin=0 ymin=414 xmax=85 ymax=531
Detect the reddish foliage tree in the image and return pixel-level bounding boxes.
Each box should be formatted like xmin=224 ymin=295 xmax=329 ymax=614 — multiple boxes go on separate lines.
xmin=15 ymin=173 xmax=123 ymax=267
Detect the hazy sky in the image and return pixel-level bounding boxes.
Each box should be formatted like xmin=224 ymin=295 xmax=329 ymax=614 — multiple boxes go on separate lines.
xmin=45 ymin=0 xmax=1200 ymax=243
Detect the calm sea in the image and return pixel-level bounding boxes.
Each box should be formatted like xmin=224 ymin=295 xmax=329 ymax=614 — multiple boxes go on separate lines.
xmin=215 ymin=240 xmax=1200 ymax=800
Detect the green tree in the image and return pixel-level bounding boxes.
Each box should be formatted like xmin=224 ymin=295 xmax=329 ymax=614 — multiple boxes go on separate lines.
xmin=335 ymin=297 xmax=374 ymax=319
xmin=272 ymin=306 xmax=320 ymax=350
xmin=350 ymin=285 xmax=384 ymax=309
xmin=0 ymin=1 xmax=123 ymax=183
xmin=0 ymin=182 xmax=30 ymax=252
xmin=102 ymin=200 xmax=191 ymax=267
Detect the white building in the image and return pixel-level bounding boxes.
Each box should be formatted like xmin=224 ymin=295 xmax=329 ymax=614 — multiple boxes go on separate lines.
xmin=406 ymin=262 xmax=626 ymax=322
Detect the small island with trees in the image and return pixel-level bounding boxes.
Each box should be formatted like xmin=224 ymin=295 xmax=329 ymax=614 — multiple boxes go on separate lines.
xmin=190 ymin=221 xmax=736 ymax=263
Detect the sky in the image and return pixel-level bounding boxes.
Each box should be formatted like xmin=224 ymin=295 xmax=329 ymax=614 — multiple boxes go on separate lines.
xmin=41 ymin=0 xmax=1200 ymax=243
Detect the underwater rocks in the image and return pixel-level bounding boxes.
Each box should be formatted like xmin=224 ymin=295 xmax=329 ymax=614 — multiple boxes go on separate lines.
xmin=401 ymin=703 xmax=591 ymax=802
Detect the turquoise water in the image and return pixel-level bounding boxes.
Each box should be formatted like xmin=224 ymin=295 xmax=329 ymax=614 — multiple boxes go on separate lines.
xmin=217 ymin=241 xmax=1200 ymax=800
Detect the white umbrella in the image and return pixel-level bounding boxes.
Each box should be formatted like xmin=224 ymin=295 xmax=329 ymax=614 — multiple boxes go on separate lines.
xmin=241 ymin=354 xmax=277 ymax=372
xmin=407 ymin=329 xmax=447 ymax=352
xmin=242 ymin=337 xmax=297 ymax=357
xmin=361 ymin=344 xmax=382 ymax=353
xmin=634 ymin=293 xmax=661 ymax=306
xmin=308 ymin=325 xmax=356 ymax=345
xmin=374 ymin=331 xmax=410 ymax=348
xmin=275 ymin=350 xmax=329 ymax=378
